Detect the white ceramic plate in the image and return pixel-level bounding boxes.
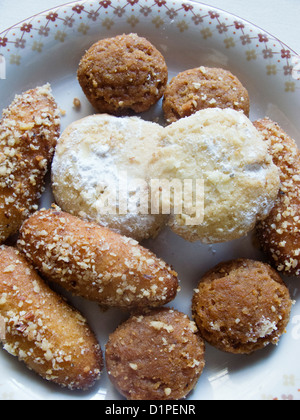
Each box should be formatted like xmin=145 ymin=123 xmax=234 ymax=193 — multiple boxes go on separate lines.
xmin=0 ymin=0 xmax=300 ymax=401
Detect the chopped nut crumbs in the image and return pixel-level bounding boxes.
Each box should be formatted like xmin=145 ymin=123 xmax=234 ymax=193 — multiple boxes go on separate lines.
xmin=0 ymin=84 xmax=60 ymax=242
xmin=254 ymin=118 xmax=300 ymax=276
xmin=150 ymin=321 xmax=174 ymax=333
xmin=129 ymin=363 xmax=138 ymax=370
xmin=0 ymin=246 xmax=103 ymax=390
xmin=164 ymin=388 xmax=172 ymax=396
xmin=17 ymin=208 xmax=178 ymax=310
xmin=73 ymin=98 xmax=81 ymax=108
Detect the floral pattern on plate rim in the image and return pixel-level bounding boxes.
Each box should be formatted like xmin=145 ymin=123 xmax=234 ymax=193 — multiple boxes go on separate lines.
xmin=0 ymin=0 xmax=300 ymax=92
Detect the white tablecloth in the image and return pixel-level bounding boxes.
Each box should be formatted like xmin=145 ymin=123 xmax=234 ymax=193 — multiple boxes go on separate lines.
xmin=0 ymin=0 xmax=299 ymax=54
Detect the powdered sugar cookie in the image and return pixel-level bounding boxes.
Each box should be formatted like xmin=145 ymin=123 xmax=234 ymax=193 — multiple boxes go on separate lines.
xmin=149 ymin=108 xmax=280 ymax=244
xmin=52 ymin=114 xmax=167 ymax=241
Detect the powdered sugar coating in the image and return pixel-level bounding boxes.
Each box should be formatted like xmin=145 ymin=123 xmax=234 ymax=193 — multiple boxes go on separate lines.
xmin=52 ymin=114 xmax=167 ymax=242
xmin=149 ymin=108 xmax=280 ymax=244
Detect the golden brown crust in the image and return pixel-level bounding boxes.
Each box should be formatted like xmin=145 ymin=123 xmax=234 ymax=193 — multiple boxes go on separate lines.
xmin=192 ymin=259 xmax=292 ymax=354
xmin=0 ymin=245 xmax=103 ymax=390
xmin=253 ymin=118 xmax=300 ymax=276
xmin=17 ymin=207 xmax=179 ymax=310
xmin=163 ymin=66 xmax=250 ymax=123
xmin=0 ymin=84 xmax=60 ymax=243
xmin=105 ymin=308 xmax=205 ymax=400
xmin=77 ymin=33 xmax=168 ymax=115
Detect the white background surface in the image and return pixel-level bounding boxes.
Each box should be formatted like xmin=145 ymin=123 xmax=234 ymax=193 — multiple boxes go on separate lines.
xmin=0 ymin=0 xmax=300 ymax=54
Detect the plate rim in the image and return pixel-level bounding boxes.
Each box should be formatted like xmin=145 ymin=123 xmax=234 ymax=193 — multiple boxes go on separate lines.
xmin=0 ymin=0 xmax=299 ymax=58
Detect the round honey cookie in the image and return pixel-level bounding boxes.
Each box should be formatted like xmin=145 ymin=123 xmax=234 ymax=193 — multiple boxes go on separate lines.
xmin=105 ymin=308 xmax=205 ymax=400
xmin=163 ymin=66 xmax=250 ymax=123
xmin=192 ymin=259 xmax=292 ymax=354
xmin=77 ymin=33 xmax=168 ymax=115
xmin=52 ymin=114 xmax=167 ymax=242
